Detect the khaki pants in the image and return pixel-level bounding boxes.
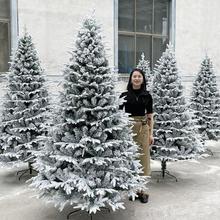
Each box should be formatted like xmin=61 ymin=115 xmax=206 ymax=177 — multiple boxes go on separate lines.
xmin=132 ymin=116 xmax=151 ymax=176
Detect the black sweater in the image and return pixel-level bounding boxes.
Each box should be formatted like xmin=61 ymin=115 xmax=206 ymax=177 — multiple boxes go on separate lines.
xmin=119 ymin=89 xmax=153 ymax=116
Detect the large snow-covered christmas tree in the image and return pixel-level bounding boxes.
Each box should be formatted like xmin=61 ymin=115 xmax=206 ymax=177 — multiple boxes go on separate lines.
xmin=0 ymin=32 xmax=49 ymax=167
xmin=31 ymin=17 xmax=147 ymax=214
xmin=190 ymin=56 xmax=220 ymax=141
xmin=151 ymin=44 xmax=204 ymax=162
xmin=137 ymin=53 xmax=152 ymax=91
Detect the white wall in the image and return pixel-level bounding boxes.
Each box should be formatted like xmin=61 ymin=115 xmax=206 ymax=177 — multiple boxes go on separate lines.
xmin=16 ymin=0 xmax=220 ymax=97
xmin=17 ymin=0 xmax=115 ymax=75
xmin=175 ymin=0 xmax=220 ymax=86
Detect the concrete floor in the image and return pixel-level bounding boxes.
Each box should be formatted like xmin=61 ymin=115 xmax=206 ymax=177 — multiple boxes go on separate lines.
xmin=0 ymin=141 xmax=220 ymax=220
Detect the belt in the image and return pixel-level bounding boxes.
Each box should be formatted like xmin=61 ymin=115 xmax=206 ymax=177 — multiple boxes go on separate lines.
xmin=132 ymin=116 xmax=148 ymax=133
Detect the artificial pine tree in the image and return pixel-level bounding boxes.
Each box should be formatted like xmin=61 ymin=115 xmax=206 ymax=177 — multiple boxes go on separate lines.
xmin=0 ymin=32 xmax=49 ymax=168
xmin=137 ymin=53 xmax=152 ymax=91
xmin=190 ymin=56 xmax=220 ymax=141
xmin=151 ymin=44 xmax=204 ymax=178
xmin=31 ymin=17 xmax=147 ymax=214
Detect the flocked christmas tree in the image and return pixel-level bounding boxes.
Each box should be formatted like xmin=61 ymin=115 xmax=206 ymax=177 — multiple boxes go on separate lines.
xmin=0 ymin=32 xmax=49 ymax=167
xmin=137 ymin=53 xmax=152 ymax=91
xmin=30 ymin=17 xmax=147 ymax=214
xmin=151 ymin=44 xmax=204 ymax=176
xmin=190 ymin=56 xmax=220 ymax=141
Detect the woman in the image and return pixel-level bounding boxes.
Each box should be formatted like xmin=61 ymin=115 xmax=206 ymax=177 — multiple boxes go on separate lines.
xmin=120 ymin=68 xmax=154 ymax=203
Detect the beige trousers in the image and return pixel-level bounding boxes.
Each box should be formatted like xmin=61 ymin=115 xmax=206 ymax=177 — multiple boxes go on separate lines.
xmin=132 ymin=116 xmax=151 ymax=176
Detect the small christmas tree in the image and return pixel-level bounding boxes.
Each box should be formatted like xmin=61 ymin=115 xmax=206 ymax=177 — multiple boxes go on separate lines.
xmin=190 ymin=56 xmax=220 ymax=141
xmin=137 ymin=53 xmax=152 ymax=91
xmin=151 ymin=44 xmax=204 ymax=165
xmin=0 ymin=32 xmax=49 ymax=167
xmin=31 ymin=17 xmax=147 ymax=214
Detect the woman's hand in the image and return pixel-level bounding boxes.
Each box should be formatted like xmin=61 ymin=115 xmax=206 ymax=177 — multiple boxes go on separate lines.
xmin=149 ymin=135 xmax=154 ymax=145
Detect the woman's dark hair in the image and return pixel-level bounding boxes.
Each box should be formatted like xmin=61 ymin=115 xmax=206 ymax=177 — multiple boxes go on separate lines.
xmin=127 ymin=68 xmax=147 ymax=92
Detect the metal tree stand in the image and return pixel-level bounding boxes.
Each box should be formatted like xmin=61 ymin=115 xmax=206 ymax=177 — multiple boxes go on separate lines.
xmin=17 ymin=161 xmax=35 ymax=180
xmin=152 ymin=158 xmax=178 ymax=182
xmin=67 ymin=207 xmax=110 ymax=220
xmin=206 ymin=148 xmax=214 ymax=156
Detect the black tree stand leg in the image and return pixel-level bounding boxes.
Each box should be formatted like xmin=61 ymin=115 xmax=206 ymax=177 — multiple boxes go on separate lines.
xmin=67 ymin=209 xmax=81 ymax=220
xmin=17 ymin=161 xmax=35 ymax=180
xmin=206 ymin=148 xmax=214 ymax=156
xmin=151 ymin=159 xmax=178 ymax=182
xmin=67 ymin=207 xmax=110 ymax=220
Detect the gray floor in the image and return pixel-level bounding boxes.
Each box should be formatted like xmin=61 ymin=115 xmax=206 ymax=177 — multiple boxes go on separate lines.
xmin=0 ymin=141 xmax=220 ymax=220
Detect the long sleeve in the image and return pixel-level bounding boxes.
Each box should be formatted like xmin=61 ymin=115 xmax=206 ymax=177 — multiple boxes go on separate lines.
xmin=119 ymin=92 xmax=126 ymax=110
xmin=146 ymin=94 xmax=154 ymax=135
xmin=146 ymin=94 xmax=153 ymax=114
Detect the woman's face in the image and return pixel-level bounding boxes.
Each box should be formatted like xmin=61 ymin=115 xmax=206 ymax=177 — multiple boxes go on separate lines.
xmin=131 ymin=71 xmax=143 ymax=88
